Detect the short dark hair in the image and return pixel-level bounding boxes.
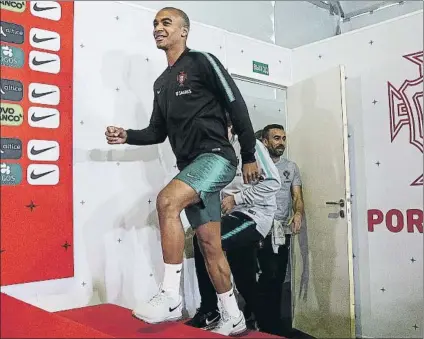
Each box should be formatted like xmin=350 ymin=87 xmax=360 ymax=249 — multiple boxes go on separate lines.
xmin=254 ymin=130 xmax=263 ymax=140
xmin=262 ymin=124 xmax=285 ymax=139
xmin=161 ymin=7 xmax=190 ymax=31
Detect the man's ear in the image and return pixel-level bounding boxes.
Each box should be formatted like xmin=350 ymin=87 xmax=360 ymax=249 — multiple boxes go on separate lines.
xmin=182 ymin=27 xmax=188 ymax=37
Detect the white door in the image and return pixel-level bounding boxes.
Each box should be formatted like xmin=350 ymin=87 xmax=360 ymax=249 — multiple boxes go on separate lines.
xmin=287 ymin=66 xmax=355 ymax=338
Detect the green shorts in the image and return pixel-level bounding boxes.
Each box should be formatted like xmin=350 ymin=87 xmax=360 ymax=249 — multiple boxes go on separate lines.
xmin=175 ymin=153 xmax=236 ymax=229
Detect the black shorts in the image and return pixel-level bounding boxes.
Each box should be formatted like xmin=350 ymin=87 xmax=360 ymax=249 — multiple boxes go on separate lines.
xmin=220 ymin=211 xmax=263 ymax=250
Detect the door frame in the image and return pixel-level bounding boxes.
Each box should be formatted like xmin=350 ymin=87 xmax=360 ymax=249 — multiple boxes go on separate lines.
xmin=231 ymin=73 xmax=288 ymax=91
xmin=339 ymin=65 xmax=356 ymax=339
xmin=232 ymin=69 xmax=356 ymax=338
xmin=230 ymin=72 xmax=288 ymax=153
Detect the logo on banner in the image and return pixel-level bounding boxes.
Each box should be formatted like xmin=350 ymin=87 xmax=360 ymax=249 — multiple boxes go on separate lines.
xmin=30 ymin=27 xmax=60 ymax=52
xmin=28 ymin=83 xmax=60 ymax=105
xmin=1 ymin=44 xmax=24 ymax=68
xmin=30 ymin=1 xmax=62 ymax=21
xmin=27 ymin=139 xmax=59 ymax=161
xmin=1 ymin=103 xmax=24 ymax=126
xmin=0 ymin=138 xmax=22 ymax=159
xmin=28 ymin=106 xmax=60 ymax=129
xmin=0 ymin=162 xmax=22 ymax=186
xmin=0 ymin=21 xmax=25 ymax=44
xmin=27 ymin=164 xmax=59 ymax=186
xmin=1 ymin=78 xmax=23 ymax=102
xmin=388 ymin=51 xmax=423 ymax=186
xmin=29 ymin=50 xmax=61 ymax=74
xmin=0 ymin=1 xmax=26 ymax=13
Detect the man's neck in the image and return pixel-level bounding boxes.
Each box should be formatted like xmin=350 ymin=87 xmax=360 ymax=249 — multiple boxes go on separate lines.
xmin=272 ymin=156 xmax=281 ymax=163
xmin=166 ymin=44 xmax=187 ymax=66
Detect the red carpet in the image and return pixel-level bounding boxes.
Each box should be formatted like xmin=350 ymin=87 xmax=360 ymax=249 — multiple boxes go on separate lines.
xmin=0 ymin=293 xmax=112 ymax=338
xmin=1 ymin=293 xmax=282 ymax=338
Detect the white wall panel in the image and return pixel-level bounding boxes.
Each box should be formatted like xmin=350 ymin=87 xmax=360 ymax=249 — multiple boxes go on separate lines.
xmin=225 ymin=32 xmax=292 ymax=86
xmin=127 ymin=1 xmax=275 ymax=44
xmin=292 ymin=10 xmax=423 ymax=338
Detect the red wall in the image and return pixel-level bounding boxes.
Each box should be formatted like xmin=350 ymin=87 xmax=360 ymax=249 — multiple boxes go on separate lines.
xmin=1 ymin=1 xmax=74 ymax=285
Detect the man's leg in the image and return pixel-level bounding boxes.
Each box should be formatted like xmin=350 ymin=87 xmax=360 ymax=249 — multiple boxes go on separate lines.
xmin=257 ymin=234 xmax=291 ymax=335
xmin=278 ymin=235 xmax=292 ymax=337
xmin=186 ymin=212 xmax=260 ymax=331
xmin=175 ymin=153 xmax=242 ymax=335
xmin=184 ymin=234 xmax=220 ymax=329
xmin=226 ymin=245 xmax=260 ymax=327
xmin=221 ymin=212 xmax=263 ymax=329
xmin=132 ymin=179 xmax=201 ymax=324
xmin=195 ymin=221 xmax=233 ymax=293
xmin=193 ymin=215 xmax=246 ymax=335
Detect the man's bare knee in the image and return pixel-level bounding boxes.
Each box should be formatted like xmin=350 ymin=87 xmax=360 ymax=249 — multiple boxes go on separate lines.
xmin=157 ymin=179 xmax=200 ymax=214
xmin=156 ymin=190 xmax=178 ymax=215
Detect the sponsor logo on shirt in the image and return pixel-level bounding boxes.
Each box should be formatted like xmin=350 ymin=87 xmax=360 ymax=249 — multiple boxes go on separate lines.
xmin=175 ymin=89 xmax=192 ymax=97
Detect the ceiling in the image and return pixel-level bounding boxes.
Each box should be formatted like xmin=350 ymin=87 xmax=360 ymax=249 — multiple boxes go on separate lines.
xmin=308 ymin=1 xmax=410 ymax=20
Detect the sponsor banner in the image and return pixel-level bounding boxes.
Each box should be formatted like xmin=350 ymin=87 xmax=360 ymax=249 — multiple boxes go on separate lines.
xmin=27 ymin=163 xmax=59 ymax=186
xmin=0 ymin=137 xmax=22 ymax=159
xmin=28 ymin=82 xmax=60 ymax=105
xmin=29 ymin=50 xmax=61 ymax=74
xmin=29 ymin=27 xmax=61 ymax=52
xmin=0 ymin=21 xmax=25 ymax=44
xmin=0 ymin=1 xmax=26 ymax=13
xmin=27 ymin=139 xmax=60 ymax=161
xmin=1 ymin=78 xmax=23 ymax=102
xmin=28 ymin=106 xmax=60 ymax=129
xmin=0 ymin=102 xmax=24 ymax=126
xmin=0 ymin=162 xmax=22 ymax=185
xmin=0 ymin=1 xmax=74 ymax=285
xmin=30 ymin=1 xmax=62 ymax=21
xmin=1 ymin=44 xmax=24 ymax=68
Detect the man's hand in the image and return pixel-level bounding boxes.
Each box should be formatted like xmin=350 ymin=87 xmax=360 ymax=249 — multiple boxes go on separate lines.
xmin=105 ymin=126 xmax=127 ymax=144
xmin=242 ymin=161 xmax=260 ymax=184
xmin=221 ymin=195 xmax=236 ymax=215
xmin=292 ymin=212 xmax=302 ymax=234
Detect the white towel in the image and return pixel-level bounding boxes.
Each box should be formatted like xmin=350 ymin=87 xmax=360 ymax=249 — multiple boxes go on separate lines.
xmin=271 ymin=216 xmax=293 ymax=253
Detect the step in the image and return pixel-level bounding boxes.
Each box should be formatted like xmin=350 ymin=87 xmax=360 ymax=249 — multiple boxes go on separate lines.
xmin=56 ymin=304 xmax=283 ymax=338
xmin=1 ymin=293 xmax=113 ymax=338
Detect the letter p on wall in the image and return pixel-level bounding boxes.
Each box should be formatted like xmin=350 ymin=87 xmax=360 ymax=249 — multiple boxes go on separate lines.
xmin=368 ymin=209 xmax=423 ymax=233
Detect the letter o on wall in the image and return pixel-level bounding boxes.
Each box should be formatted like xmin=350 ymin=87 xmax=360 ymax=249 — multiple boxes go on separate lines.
xmin=386 ymin=209 xmax=404 ymax=233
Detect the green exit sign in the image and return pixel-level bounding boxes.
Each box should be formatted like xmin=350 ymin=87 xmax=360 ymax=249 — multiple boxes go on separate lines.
xmin=253 ymin=61 xmax=269 ymax=76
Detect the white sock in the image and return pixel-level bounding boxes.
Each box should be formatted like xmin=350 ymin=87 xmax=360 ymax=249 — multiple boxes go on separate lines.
xmin=161 ymin=263 xmax=182 ymax=296
xmin=217 ymin=287 xmax=241 ymax=318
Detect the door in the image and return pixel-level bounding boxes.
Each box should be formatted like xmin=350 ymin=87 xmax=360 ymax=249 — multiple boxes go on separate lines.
xmin=233 ymin=76 xmax=287 ymax=142
xmin=287 ymin=66 xmax=355 ymax=338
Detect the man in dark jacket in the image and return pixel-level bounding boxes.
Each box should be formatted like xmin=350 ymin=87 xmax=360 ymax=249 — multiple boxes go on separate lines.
xmin=105 ymin=7 xmax=258 ymax=336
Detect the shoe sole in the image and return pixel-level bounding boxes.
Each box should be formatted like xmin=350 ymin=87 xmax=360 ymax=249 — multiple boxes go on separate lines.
xmin=132 ymin=312 xmax=183 ymax=324
xmin=212 ymin=324 xmax=248 ymax=337
xmin=229 ymin=326 xmax=249 ymax=337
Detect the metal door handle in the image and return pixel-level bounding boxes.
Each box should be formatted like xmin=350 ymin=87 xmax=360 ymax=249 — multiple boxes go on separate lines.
xmin=325 ymin=199 xmax=345 ymax=208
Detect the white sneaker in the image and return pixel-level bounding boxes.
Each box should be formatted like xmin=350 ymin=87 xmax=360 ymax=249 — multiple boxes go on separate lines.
xmin=211 ymin=310 xmax=247 ymax=336
xmin=132 ymin=288 xmax=183 ymax=324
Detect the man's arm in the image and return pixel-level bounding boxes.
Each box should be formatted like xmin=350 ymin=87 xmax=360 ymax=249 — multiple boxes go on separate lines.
xmin=197 ymin=52 xmax=256 ymax=165
xmin=291 ymin=185 xmax=304 ymax=216
xmin=291 ymin=163 xmax=304 ymax=215
xmin=125 ymin=95 xmax=167 ymax=145
xmin=291 ymin=163 xmax=304 ymax=233
xmin=233 ymin=141 xmax=281 ymax=205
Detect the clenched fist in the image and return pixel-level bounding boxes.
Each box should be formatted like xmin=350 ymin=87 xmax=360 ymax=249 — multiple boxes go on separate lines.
xmin=105 ymin=126 xmax=127 ymax=144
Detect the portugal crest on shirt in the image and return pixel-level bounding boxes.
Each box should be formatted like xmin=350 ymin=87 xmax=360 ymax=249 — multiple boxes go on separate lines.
xmin=177 ymin=71 xmax=187 ymax=87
